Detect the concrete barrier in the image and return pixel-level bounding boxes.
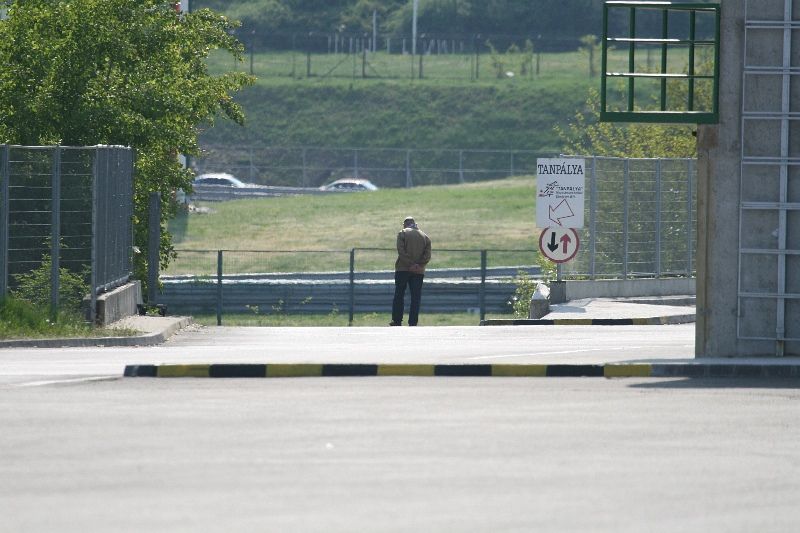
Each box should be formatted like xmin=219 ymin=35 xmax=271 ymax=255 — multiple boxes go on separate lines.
xmin=565 ymin=278 xmax=695 ymax=300
xmin=89 ymin=281 xmax=143 ymax=325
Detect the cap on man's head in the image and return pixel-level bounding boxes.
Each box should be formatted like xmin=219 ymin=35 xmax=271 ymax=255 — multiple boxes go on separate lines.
xmin=403 ymin=216 xmax=416 ymax=227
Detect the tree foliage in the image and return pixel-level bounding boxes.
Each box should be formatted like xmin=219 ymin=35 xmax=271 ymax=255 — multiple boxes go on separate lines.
xmin=195 ymin=0 xmax=605 ymax=41
xmin=556 ymin=89 xmax=697 ymax=158
xmin=0 ymin=0 xmax=253 ymax=285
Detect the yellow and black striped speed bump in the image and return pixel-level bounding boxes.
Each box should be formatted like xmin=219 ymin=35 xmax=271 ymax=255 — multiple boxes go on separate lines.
xmin=123 ymin=363 xmax=800 ymax=379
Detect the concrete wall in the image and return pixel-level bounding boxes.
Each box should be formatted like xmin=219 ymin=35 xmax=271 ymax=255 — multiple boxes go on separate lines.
xmin=89 ymin=281 xmax=143 ymax=326
xmin=566 ymin=278 xmax=695 ymax=301
xmin=696 ymin=0 xmax=800 ymax=356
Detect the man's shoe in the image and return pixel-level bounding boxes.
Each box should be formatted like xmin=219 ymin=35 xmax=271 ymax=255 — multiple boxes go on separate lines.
xmin=389 ymin=322 xmax=401 ymax=326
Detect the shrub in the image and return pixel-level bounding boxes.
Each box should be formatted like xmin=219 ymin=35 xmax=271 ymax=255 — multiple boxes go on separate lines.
xmin=11 ymin=254 xmax=90 ymax=313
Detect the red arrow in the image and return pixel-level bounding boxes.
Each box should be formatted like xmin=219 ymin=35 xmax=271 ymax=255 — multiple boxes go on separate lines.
xmin=560 ymin=233 xmax=572 ymax=253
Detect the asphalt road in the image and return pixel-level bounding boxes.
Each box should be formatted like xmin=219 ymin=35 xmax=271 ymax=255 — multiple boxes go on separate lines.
xmin=2 ymin=377 xmax=799 ymax=533
xmin=0 ymin=324 xmax=695 ymax=385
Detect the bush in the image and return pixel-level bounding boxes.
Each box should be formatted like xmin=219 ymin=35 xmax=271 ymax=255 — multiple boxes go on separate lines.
xmin=11 ymin=254 xmax=90 ymax=313
xmin=0 ymin=297 xmax=92 ymax=338
xmin=509 ymin=256 xmax=557 ymax=318
xmin=509 ymin=270 xmax=538 ymax=318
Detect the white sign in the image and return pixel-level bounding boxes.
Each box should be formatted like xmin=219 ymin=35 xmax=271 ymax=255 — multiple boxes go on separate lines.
xmin=539 ymin=227 xmax=580 ymax=263
xmin=536 ymin=158 xmax=585 ymax=229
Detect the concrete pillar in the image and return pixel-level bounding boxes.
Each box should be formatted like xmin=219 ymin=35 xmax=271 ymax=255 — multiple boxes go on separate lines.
xmin=696 ymin=0 xmax=799 ymax=356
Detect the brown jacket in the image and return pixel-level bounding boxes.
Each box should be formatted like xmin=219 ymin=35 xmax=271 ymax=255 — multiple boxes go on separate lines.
xmin=395 ymin=227 xmax=432 ymax=273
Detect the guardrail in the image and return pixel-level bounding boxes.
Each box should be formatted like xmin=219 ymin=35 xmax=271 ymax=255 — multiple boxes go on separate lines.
xmin=159 ymin=248 xmax=542 ymax=324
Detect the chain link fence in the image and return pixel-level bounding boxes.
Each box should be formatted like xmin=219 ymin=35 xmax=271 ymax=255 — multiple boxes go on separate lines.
xmin=194 ymin=146 xmax=552 ymax=188
xmin=564 ymin=156 xmax=697 ymax=279
xmin=0 ymin=145 xmax=134 ymax=320
xmin=220 ymin=31 xmax=589 ymax=82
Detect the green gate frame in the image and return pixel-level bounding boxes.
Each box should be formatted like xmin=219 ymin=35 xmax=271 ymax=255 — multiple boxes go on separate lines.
xmin=601 ymin=1 xmax=721 ymax=124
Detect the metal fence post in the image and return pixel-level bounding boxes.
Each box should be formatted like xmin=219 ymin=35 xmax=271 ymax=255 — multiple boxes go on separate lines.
xmin=655 ymin=158 xmax=662 ymax=277
xmin=216 ymin=250 xmax=223 ymax=326
xmin=90 ymin=148 xmax=98 ymax=325
xmin=349 ymin=248 xmax=355 ymax=326
xmin=687 ymin=158 xmax=694 ymax=276
xmin=479 ymin=250 xmax=487 ymax=322
xmin=459 ymin=150 xmax=465 ymax=183
xmin=302 ymin=148 xmax=308 ymax=187
xmin=623 ymin=158 xmax=630 ymax=279
xmin=405 ymin=150 xmax=413 ymax=188
xmin=249 ymin=147 xmax=255 ymax=183
xmin=50 ymin=146 xmax=61 ymax=319
xmin=354 ymin=149 xmax=359 ymax=179
xmin=0 ymin=145 xmax=8 ymax=299
xmin=589 ymin=156 xmax=598 ymax=279
xmin=147 ymin=192 xmax=161 ymax=304
xmin=509 ymin=151 xmax=515 ymax=177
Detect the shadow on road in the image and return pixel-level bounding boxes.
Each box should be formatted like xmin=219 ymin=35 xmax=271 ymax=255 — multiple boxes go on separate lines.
xmin=628 ymin=378 xmax=800 ymax=390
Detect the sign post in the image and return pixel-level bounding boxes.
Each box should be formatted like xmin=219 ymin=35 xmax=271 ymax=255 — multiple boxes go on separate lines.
xmin=536 ymin=158 xmax=585 ymax=269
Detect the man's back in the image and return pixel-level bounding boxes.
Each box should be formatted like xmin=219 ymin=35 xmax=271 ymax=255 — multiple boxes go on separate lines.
xmin=395 ymin=227 xmax=431 ymax=272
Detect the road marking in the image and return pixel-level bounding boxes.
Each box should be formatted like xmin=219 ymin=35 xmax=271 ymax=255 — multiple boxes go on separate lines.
xmin=16 ymin=376 xmax=119 ymax=388
xmin=468 ymin=346 xmax=649 ymax=361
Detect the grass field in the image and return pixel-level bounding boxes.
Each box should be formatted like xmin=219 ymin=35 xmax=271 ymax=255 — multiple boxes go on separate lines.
xmin=166 ymin=175 xmax=539 ymax=275
xmin=208 ymin=47 xmax=701 ymax=85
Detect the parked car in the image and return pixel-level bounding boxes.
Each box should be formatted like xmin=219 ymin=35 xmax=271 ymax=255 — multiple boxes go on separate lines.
xmin=320 ymin=178 xmax=379 ymax=192
xmin=193 ymin=173 xmax=248 ymax=188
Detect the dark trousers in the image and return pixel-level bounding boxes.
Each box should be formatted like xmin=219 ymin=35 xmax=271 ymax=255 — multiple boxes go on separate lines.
xmin=392 ymin=271 xmax=424 ymax=326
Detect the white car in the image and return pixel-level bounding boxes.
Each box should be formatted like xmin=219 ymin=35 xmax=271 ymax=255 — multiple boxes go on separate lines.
xmin=193 ymin=173 xmax=248 ymax=187
xmin=320 ymin=178 xmax=379 ymax=192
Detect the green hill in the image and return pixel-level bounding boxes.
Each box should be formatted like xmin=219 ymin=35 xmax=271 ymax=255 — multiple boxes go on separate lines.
xmin=200 ymin=77 xmax=588 ymax=152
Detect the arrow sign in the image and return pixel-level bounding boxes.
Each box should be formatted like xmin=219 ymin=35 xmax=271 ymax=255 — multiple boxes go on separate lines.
xmin=539 ymin=227 xmax=580 ymax=264
xmin=536 ymin=158 xmax=585 ymax=229
xmin=548 ymin=199 xmax=575 ymax=226
xmin=560 ymin=233 xmax=571 ymax=253
xmin=547 ymin=231 xmax=559 ymax=252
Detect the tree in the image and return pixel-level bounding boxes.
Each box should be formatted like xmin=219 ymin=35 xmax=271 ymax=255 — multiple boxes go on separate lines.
xmin=556 ymin=88 xmax=697 ymax=158
xmin=579 ymin=34 xmax=601 ymax=78
xmin=0 ymin=0 xmax=253 ymax=288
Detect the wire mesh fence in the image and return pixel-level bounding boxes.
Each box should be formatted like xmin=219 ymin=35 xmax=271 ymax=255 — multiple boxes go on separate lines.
xmin=215 ymin=31 xmax=587 ymax=82
xmin=194 ymin=146 xmax=551 ymax=188
xmin=0 ymin=145 xmax=134 ymax=319
xmin=564 ymin=156 xmax=696 ymax=279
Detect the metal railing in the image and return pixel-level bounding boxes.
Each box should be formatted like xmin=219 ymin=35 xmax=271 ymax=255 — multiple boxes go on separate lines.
xmin=158 ymin=248 xmax=541 ymax=325
xmin=0 ymin=145 xmax=134 ymax=320
xmin=158 ymin=154 xmax=696 ymax=324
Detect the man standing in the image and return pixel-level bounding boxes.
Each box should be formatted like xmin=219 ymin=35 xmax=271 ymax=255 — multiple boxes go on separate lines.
xmin=391 ymin=216 xmax=432 ymax=326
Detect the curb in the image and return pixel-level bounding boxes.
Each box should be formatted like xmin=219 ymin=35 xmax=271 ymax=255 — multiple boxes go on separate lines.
xmin=0 ymin=317 xmax=193 ymax=349
xmin=123 ymin=362 xmax=800 ymax=379
xmin=480 ymin=314 xmax=696 ymax=326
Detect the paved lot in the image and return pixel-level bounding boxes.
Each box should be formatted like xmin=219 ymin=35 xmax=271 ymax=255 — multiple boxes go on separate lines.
xmin=2 ymin=314 xmax=798 ymax=532
xmin=2 ymin=377 xmax=799 ymax=533
xmin=0 ymin=324 xmax=696 ymax=385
